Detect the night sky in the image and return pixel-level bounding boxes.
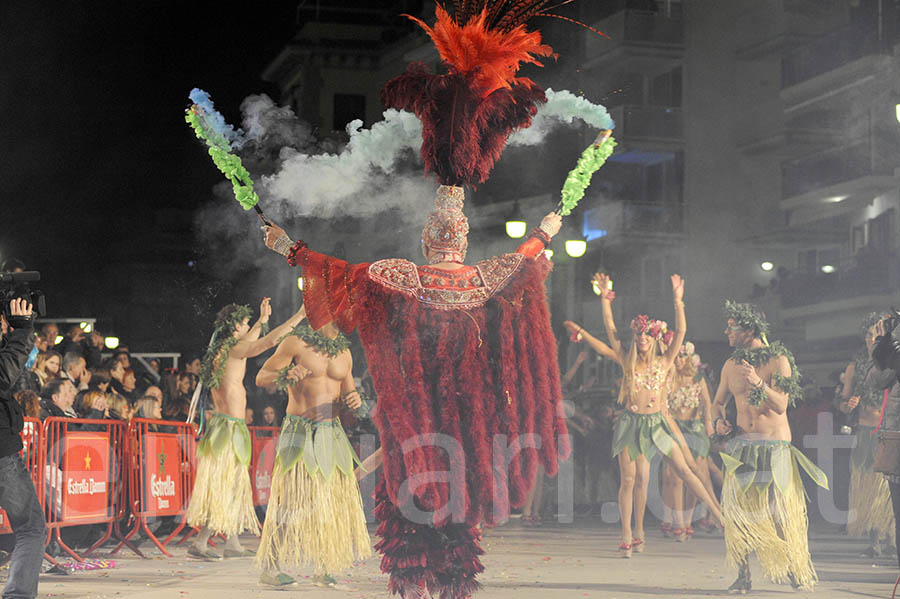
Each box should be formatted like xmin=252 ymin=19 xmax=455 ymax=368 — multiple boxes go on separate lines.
xmin=1 ymin=1 xmax=299 ymax=345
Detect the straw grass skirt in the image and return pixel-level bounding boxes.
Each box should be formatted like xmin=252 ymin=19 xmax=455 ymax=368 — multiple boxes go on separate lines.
xmin=256 ymin=415 xmax=371 ymax=575
xmin=848 ymin=425 xmax=895 ymax=543
xmin=720 ymin=439 xmax=828 ymax=591
xmin=186 ymin=412 xmax=259 ymax=537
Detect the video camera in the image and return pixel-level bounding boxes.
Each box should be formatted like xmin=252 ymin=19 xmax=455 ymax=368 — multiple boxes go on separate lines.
xmin=0 ymin=271 xmax=46 ymax=319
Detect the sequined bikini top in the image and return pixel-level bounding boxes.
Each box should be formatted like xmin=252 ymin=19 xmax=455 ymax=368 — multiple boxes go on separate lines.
xmin=668 ymin=381 xmax=701 ymax=412
xmin=633 ymin=362 xmax=668 ymax=392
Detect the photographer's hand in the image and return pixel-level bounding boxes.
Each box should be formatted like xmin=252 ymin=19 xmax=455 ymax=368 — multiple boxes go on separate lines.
xmin=9 ymin=298 xmax=32 ymax=318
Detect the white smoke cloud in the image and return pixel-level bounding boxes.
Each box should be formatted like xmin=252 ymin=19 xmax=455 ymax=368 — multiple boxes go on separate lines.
xmin=237 ymin=90 xmax=612 ymax=220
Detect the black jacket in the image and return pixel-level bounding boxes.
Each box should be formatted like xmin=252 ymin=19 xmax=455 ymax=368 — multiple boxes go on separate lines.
xmin=0 ymin=319 xmax=35 ymax=458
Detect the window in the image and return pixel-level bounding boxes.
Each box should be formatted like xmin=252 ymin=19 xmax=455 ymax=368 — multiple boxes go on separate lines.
xmin=868 ymin=208 xmax=893 ymax=253
xmin=332 ymin=94 xmax=366 ymax=131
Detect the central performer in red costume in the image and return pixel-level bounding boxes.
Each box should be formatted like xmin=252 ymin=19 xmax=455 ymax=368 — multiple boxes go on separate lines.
xmin=262 ymin=3 xmax=583 ymax=597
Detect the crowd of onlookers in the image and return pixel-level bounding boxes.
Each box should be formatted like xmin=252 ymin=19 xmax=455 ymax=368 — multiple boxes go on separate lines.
xmin=10 ymin=321 xmax=285 ymax=430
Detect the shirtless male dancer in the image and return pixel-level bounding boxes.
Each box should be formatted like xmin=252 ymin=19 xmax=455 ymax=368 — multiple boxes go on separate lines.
xmin=186 ymin=299 xmax=307 ymax=560
xmin=254 ymin=319 xmax=371 ymax=587
xmin=713 ymin=301 xmax=827 ymax=593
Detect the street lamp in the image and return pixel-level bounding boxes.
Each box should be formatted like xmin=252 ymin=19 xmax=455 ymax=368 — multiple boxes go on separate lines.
xmin=104 ymin=336 xmax=120 ymax=349
xmin=565 ymin=240 xmax=587 ymax=258
xmin=760 ymin=261 xmax=774 ymax=272
xmin=297 ymin=277 xmax=304 ymax=291
xmin=895 ymin=103 xmax=900 ymax=124
xmin=820 ymin=264 xmax=836 ymax=274
xmin=505 ymin=201 xmax=527 ymax=239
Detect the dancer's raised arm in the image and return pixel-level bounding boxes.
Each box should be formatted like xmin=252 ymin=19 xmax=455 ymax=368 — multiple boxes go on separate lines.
xmin=661 ymin=274 xmax=686 ymax=366
xmin=592 ymin=272 xmax=623 ymax=359
xmin=563 ymin=321 xmax=620 ymax=364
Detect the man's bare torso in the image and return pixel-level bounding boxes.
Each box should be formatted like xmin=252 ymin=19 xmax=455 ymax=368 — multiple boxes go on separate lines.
xmin=723 ymin=357 xmax=791 ymax=441
xmin=284 ymin=337 xmax=352 ymax=421
xmin=211 ymin=354 xmax=249 ymax=419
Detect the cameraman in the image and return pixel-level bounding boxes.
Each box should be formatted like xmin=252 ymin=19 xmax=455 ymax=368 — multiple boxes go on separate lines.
xmin=0 ymin=298 xmax=45 ymax=599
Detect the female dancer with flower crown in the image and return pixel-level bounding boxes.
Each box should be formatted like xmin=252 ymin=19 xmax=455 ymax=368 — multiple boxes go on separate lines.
xmin=565 ymin=272 xmax=722 ymax=558
xmin=660 ymin=342 xmax=717 ymax=541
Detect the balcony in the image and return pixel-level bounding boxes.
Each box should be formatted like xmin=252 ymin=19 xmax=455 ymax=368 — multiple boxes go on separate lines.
xmin=734 ymin=0 xmax=845 ymax=60
xmin=608 ymin=105 xmax=682 ymax=145
xmin=778 ymin=250 xmax=900 ymax=310
xmin=584 ymin=201 xmax=684 ymax=246
xmin=584 ymin=9 xmax=683 ymax=72
xmin=780 ymin=135 xmax=900 ymax=218
xmin=780 ymin=26 xmax=888 ymax=111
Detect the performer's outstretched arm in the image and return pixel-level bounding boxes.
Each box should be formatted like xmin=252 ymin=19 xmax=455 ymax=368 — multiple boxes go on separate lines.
xmin=233 ymin=304 xmax=306 ymax=360
xmin=562 ymin=321 xmax=620 ymax=364
xmin=514 ymin=212 xmax=562 ymax=257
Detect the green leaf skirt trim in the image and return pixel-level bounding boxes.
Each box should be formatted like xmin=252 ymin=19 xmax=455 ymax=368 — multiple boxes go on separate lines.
xmin=196 ymin=412 xmax=252 ymax=466
xmin=851 ymin=425 xmax=878 ymax=471
xmin=674 ymin=418 xmax=711 ymax=459
xmin=720 ymin=438 xmax=829 ymax=494
xmin=612 ymin=411 xmax=677 ymax=461
xmin=275 ymin=414 xmax=361 ymax=482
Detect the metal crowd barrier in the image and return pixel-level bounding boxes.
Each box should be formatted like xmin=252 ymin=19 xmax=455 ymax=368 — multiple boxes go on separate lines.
xmin=112 ymin=418 xmax=197 ymax=558
xmin=248 ymin=426 xmax=279 ymax=507
xmin=40 ymin=417 xmax=129 ymax=561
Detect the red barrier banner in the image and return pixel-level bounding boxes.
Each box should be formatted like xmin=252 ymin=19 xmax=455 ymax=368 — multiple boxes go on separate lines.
xmin=252 ymin=435 xmax=277 ymax=506
xmin=0 ymin=509 xmax=11 ymax=534
xmin=142 ymin=432 xmax=183 ymax=517
xmin=61 ymin=432 xmax=110 ymax=522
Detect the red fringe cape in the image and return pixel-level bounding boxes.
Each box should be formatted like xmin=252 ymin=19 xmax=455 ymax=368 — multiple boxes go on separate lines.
xmin=289 ymin=245 xmax=570 ymax=527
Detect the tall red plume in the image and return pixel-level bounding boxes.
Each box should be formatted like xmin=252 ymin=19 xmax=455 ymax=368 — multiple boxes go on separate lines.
xmin=380 ymin=3 xmax=555 ymax=186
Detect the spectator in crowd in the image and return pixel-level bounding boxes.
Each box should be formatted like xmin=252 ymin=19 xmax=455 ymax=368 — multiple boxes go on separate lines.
xmin=14 ymin=390 xmax=41 ymax=420
xmin=143 ymin=384 xmax=164 ymax=405
xmin=112 ymin=350 xmax=131 ymax=369
xmin=121 ymin=368 xmax=138 ymax=402
xmin=261 ymin=403 xmax=278 ymax=427
xmin=33 ymin=333 xmax=48 ymax=353
xmin=39 ymin=379 xmax=77 ymax=419
xmin=185 ymin=357 xmax=202 ymax=375
xmin=62 ymin=352 xmax=88 ymax=390
xmin=148 ymin=358 xmax=161 ymax=376
xmin=135 ymin=396 xmax=162 ymax=420
xmin=106 ymin=393 xmax=132 ymax=421
xmin=1 ymin=258 xmax=25 ymax=272
xmin=33 ymin=350 xmax=61 ymax=388
xmin=162 ymin=373 xmax=192 ymax=422
xmin=244 ymin=407 xmax=255 ymax=427
xmin=75 ymin=390 xmax=109 ymax=420
xmin=40 ymin=323 xmax=59 ymax=348
xmin=80 ymin=330 xmax=105 ymax=369
xmin=54 ymin=324 xmax=85 ymax=358
xmin=107 ymin=357 xmax=129 ymax=399
xmin=87 ymin=368 xmax=111 ymax=394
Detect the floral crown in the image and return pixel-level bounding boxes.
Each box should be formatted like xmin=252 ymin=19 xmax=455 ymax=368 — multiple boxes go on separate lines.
xmin=678 ymin=341 xmax=702 ymax=367
xmin=724 ymin=300 xmax=770 ymax=339
xmin=630 ymin=314 xmax=675 ymax=345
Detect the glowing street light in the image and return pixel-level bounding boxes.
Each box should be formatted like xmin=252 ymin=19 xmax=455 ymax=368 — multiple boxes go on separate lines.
xmin=820 ymin=264 xmax=836 ymax=274
xmin=79 ymin=321 xmax=93 ymax=333
xmin=760 ymin=261 xmax=774 ymax=272
xmin=104 ymin=336 xmax=120 ymax=349
xmin=565 ymin=240 xmax=587 ymax=258
xmin=543 ymin=249 xmax=554 ymax=259
xmin=297 ymin=277 xmax=304 ymax=291
xmin=896 ymin=103 xmax=900 ymax=124
xmin=55 ymin=335 xmax=64 ymax=345
xmin=505 ymin=220 xmax=527 ymax=239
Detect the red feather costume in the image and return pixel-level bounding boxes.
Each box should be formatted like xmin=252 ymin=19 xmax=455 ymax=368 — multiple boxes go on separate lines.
xmin=273 ymin=3 xmax=587 ymax=597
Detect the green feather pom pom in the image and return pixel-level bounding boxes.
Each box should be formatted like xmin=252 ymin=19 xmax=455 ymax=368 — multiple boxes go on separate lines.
xmin=558 ymin=132 xmax=617 ymax=217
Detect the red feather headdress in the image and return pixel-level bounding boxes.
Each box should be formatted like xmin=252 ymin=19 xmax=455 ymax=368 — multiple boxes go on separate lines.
xmin=382 ymin=1 xmax=580 ymax=186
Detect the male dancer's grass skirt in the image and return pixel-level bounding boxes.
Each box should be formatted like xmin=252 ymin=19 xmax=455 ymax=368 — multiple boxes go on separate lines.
xmin=613 ymin=411 xmax=678 ymax=459
xmin=256 ymin=415 xmax=371 ymax=575
xmin=186 ymin=412 xmax=260 ymax=536
xmin=720 ymin=439 xmax=828 ymax=591
xmin=847 ymin=425 xmax=895 ymax=544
